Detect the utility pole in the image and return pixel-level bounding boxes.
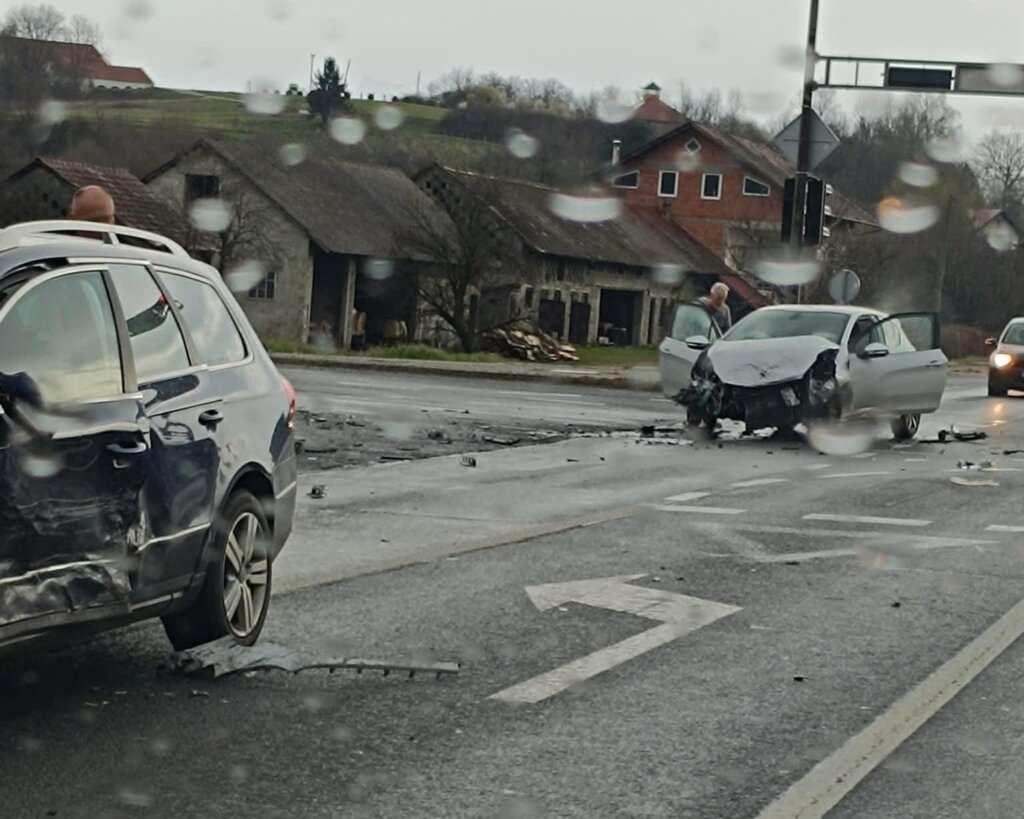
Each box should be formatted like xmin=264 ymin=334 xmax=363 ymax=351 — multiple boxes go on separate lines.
xmin=309 ymin=54 xmax=315 ymax=92
xmin=789 ymin=0 xmax=820 ymax=252
xmin=416 ymin=70 xmax=421 ymax=97
xmin=935 ymin=193 xmax=954 ymax=315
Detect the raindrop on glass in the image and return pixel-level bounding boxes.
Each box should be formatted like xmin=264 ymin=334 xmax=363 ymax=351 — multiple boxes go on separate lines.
xmin=279 ymin=143 xmax=306 ymax=166
xmin=898 ymin=162 xmax=939 ymax=188
xmin=188 ymin=198 xmax=233 ymax=233
xmin=20 ymin=452 xmax=62 ymax=478
xmin=37 ymin=100 xmax=67 ymax=127
xmin=364 ymin=259 xmax=395 ymax=280
xmin=505 ymin=128 xmax=539 ymax=159
xmin=331 ymin=725 xmax=354 ymax=743
xmin=674 ymin=151 xmax=701 ymax=173
xmin=806 ymin=421 xmax=875 ymax=456
xmin=651 ymin=263 xmax=684 ymax=286
xmin=20 ymin=736 xmax=42 ymax=753
xmin=149 ymin=738 xmax=173 ymax=757
xmin=985 ymin=221 xmax=1017 ymax=252
xmin=268 ymin=0 xmax=292 ymax=20
xmin=116 ymin=786 xmax=154 ymax=808
xmin=123 ymin=0 xmax=154 ymax=22
xmin=549 ymin=192 xmax=621 ymax=223
xmin=925 ymin=133 xmax=964 ymax=164
xmin=330 ymin=116 xmax=367 ymax=145
xmin=595 ymin=97 xmax=633 ymax=124
xmin=753 ymin=251 xmax=822 ymax=286
xmin=877 ymin=197 xmax=940 ymax=234
xmin=301 ymin=693 xmax=327 ymax=713
xmin=245 ymin=82 xmax=286 ymax=116
xmin=987 ymin=63 xmax=1024 ymax=88
xmin=373 ymin=105 xmax=405 ymax=131
xmin=224 ymin=260 xmax=268 ymax=294
xmin=498 ymin=796 xmax=544 ymax=819
xmin=777 ymin=45 xmax=809 ymax=70
xmin=229 ymin=764 xmax=249 ymax=783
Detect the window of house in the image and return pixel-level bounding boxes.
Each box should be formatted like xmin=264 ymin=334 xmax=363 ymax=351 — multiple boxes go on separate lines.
xmin=612 ymin=171 xmax=639 ymax=189
xmin=158 ymin=270 xmax=247 ymax=366
xmin=658 ymin=171 xmax=679 ymax=198
xmin=701 ymin=173 xmax=722 ymax=200
xmin=0 ymin=270 xmax=123 ymax=404
xmin=248 ymin=271 xmax=277 ymax=300
xmin=107 ymin=264 xmax=191 ymax=383
xmin=685 ymin=137 xmax=702 ymax=154
xmin=185 ymin=173 xmax=220 ymax=205
xmin=743 ymin=176 xmax=771 ymax=197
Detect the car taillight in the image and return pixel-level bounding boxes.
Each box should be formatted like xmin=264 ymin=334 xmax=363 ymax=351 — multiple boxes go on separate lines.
xmin=281 ymin=376 xmax=296 ymax=430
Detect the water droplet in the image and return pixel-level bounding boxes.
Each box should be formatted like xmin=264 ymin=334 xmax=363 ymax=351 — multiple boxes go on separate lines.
xmin=806 ymin=421 xmax=875 ymax=456
xmin=372 ymin=105 xmax=404 ymax=131
xmin=229 ymin=764 xmax=249 ymax=783
xmin=20 ymin=736 xmax=42 ymax=753
xmin=498 ymin=796 xmax=544 ymax=819
xmin=985 ymin=221 xmax=1017 ymax=252
xmin=364 ymin=259 xmax=395 ymax=280
xmin=651 ymin=264 xmax=684 ymax=286
xmin=777 ymin=45 xmax=810 ymax=70
xmin=116 ymin=786 xmax=153 ymax=808
xmin=330 ymin=725 xmax=354 ymax=742
xmin=123 ymin=0 xmax=154 ymax=22
xmin=149 ymin=738 xmax=173 ymax=757
xmin=877 ymin=197 xmax=940 ymax=234
xmin=268 ymin=0 xmax=292 ymax=20
xmin=925 ymin=133 xmax=965 ymax=164
xmin=188 ymin=198 xmax=233 ymax=233
xmin=193 ymin=47 xmax=219 ymax=68
xmin=752 ymin=251 xmax=822 ymax=286
xmin=38 ymin=100 xmax=67 ymax=126
xmin=987 ymin=63 xmax=1024 ymax=88
xmin=674 ymin=151 xmax=702 ymax=173
xmin=898 ymin=162 xmax=939 ymax=188
xmin=301 ymin=693 xmax=326 ymax=713
xmin=329 ymin=116 xmax=367 ymax=145
xmin=224 ymin=260 xmax=267 ymax=293
xmin=595 ymin=97 xmax=633 ymax=124
xmin=20 ymin=451 xmax=62 ymax=478
xmin=279 ymin=143 xmax=306 ymax=166
xmin=549 ymin=192 xmax=621 ymax=223
xmin=245 ymin=81 xmax=286 ymax=116
xmin=504 ymin=128 xmax=539 ymax=159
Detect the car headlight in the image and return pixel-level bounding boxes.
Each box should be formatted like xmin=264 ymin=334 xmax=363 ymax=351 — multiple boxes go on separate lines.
xmin=993 ymin=352 xmax=1014 ymax=369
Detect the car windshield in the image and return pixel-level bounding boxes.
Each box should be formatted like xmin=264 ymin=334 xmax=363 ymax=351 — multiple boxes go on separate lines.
xmin=724 ymin=309 xmax=849 ymax=344
xmin=1003 ymin=324 xmax=1024 ymax=345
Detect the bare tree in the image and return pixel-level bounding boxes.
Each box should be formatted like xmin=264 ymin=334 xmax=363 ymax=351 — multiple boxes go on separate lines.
xmin=427 ymin=66 xmax=475 ymax=100
xmin=397 ymin=176 xmax=526 ymax=352
xmin=973 ymin=130 xmax=1024 ymax=208
xmin=2 ymin=3 xmax=65 ymax=39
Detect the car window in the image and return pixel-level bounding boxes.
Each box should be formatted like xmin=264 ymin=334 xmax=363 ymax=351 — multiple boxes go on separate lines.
xmin=1002 ymin=324 xmax=1024 ymax=345
xmin=0 ymin=270 xmax=122 ymax=404
xmin=107 ymin=264 xmax=191 ymax=383
xmin=158 ymin=271 xmax=247 ymax=366
xmin=670 ymin=303 xmax=717 ymax=342
xmin=726 ymin=309 xmax=849 ymax=344
xmin=849 ymin=316 xmax=877 ymax=348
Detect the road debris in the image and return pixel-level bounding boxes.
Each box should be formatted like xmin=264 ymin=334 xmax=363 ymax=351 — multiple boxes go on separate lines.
xmin=933 ymin=426 xmax=988 ymax=443
xmin=163 ymin=638 xmax=460 ymax=680
xmin=951 ymin=476 xmax=999 ymax=487
xmin=957 ymin=460 xmax=994 ymax=471
xmin=308 ymin=485 xmax=326 ymax=499
xmin=484 ymin=326 xmax=578 ymax=362
xmin=460 ymin=455 xmax=477 ymax=468
xmin=483 ymin=435 xmax=520 ymax=446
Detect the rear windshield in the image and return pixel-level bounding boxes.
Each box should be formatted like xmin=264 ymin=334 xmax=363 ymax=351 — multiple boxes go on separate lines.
xmin=1002 ymin=324 xmax=1024 ymax=345
xmin=726 ymin=309 xmax=849 ymax=344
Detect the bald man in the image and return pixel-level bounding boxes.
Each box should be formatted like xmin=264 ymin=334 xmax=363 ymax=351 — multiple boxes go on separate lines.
xmin=69 ymin=185 xmax=115 ymax=224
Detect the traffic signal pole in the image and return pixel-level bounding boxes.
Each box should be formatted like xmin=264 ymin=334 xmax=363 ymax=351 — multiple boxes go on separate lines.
xmin=789 ymin=0 xmax=820 ymax=254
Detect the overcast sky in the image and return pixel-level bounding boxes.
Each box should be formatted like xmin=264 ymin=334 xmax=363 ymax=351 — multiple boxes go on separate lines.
xmin=11 ymin=0 xmax=1024 ymax=137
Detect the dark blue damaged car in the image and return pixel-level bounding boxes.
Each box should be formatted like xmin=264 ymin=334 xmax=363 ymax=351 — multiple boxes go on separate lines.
xmin=0 ymin=221 xmax=297 ymax=655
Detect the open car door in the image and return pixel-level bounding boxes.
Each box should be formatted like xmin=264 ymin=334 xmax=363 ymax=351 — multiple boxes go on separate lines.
xmin=659 ymin=303 xmax=721 ymax=396
xmin=848 ymin=312 xmax=947 ymax=413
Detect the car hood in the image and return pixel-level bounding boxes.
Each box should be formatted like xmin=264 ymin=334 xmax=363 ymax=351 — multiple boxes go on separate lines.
xmin=707 ymin=336 xmax=839 ymax=388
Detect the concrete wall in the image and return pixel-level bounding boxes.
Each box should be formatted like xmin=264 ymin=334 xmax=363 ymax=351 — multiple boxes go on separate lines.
xmin=146 ymin=148 xmax=314 ymax=343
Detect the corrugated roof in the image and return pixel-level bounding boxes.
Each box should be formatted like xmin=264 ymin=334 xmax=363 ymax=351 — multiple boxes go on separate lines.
xmin=148 ymin=139 xmax=448 ymax=259
xmin=424 ymin=166 xmax=733 ymax=274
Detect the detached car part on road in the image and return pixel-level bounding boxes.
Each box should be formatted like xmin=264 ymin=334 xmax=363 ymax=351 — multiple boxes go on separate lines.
xmin=985 ymin=319 xmax=1024 ymax=396
xmin=660 ymin=303 xmax=947 ymax=440
xmin=0 ymin=222 xmax=297 ymax=656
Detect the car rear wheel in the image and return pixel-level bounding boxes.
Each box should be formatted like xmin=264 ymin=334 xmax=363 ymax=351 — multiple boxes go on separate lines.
xmin=162 ymin=490 xmax=272 ymax=651
xmin=988 ymin=373 xmax=1009 ymax=397
xmin=890 ymin=413 xmax=921 ymax=441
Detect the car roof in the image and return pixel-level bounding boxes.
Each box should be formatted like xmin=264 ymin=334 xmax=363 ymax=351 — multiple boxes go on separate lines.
xmin=751 ymin=304 xmax=881 ymax=317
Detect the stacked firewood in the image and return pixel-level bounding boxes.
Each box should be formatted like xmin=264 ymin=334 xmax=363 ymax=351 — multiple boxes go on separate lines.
xmin=484 ymin=327 xmax=579 ymax=362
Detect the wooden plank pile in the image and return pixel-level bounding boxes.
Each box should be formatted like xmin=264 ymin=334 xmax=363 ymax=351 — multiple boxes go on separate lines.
xmin=484 ymin=327 xmax=579 ymax=362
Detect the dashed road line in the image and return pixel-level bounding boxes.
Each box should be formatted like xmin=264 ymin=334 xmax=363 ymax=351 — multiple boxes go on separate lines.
xmin=663 ymin=491 xmax=711 ymax=503
xmin=986 ymin=524 xmax=1024 ymax=533
xmin=652 ymin=505 xmax=746 ymax=516
xmin=823 ymin=471 xmax=891 ymax=479
xmin=802 ymin=464 xmax=831 ymax=471
xmin=803 ymin=513 xmax=931 ymax=528
xmin=731 ymin=478 xmax=789 ymax=489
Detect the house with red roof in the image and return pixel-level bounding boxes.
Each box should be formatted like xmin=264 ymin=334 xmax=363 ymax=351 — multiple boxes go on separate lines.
xmin=0 ymin=37 xmax=154 ymax=90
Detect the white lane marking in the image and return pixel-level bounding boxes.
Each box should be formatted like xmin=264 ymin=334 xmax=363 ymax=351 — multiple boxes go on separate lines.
xmin=823 ymin=471 xmax=891 ymax=479
xmin=664 ymin=491 xmax=711 ymax=503
xmin=492 ymin=390 xmax=583 ymax=399
xmin=986 ymin=524 xmax=1024 ymax=533
xmin=652 ymin=505 xmax=746 ymax=516
xmin=802 ymin=464 xmax=831 ymax=471
xmin=852 ymin=452 xmax=877 ymax=460
xmin=803 ymin=513 xmax=930 ymax=528
xmin=687 ymin=523 xmax=988 ymax=546
xmin=490 ymin=575 xmax=741 ymax=704
xmin=759 ymin=539 xmax=995 ymax=563
xmin=731 ymin=478 xmax=789 ymax=489
xmin=756 ymin=594 xmax=1024 ymax=819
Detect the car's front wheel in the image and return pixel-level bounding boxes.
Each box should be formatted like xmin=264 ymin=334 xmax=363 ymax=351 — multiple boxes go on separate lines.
xmin=890 ymin=413 xmax=921 ymax=441
xmin=162 ymin=490 xmax=272 ymax=651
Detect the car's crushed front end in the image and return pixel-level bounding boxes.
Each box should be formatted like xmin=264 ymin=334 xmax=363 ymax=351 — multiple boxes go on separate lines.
xmin=677 ymin=337 xmax=842 ymax=432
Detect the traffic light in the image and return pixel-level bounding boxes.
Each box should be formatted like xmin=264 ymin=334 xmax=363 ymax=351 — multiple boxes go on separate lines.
xmin=781 ymin=176 xmax=832 ymax=246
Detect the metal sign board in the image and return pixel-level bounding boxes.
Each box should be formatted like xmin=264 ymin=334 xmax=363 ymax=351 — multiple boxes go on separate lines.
xmin=773 ymin=110 xmax=841 ymax=171
xmin=829 ymin=269 xmax=861 ymax=305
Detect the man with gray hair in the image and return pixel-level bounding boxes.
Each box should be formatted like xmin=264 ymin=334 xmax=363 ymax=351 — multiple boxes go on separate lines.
xmin=699 ymin=282 xmax=732 ymax=332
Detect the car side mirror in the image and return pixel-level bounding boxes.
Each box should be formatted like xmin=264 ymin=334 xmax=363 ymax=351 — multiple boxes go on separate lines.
xmin=0 ymin=371 xmax=43 ymax=410
xmin=860 ymin=342 xmax=890 ymax=360
xmin=985 ymin=337 xmax=997 ymax=348
xmin=685 ymin=334 xmax=711 ymax=351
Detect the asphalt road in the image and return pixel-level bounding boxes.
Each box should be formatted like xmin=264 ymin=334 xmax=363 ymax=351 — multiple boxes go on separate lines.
xmin=5 ymin=372 xmax=1024 ymax=818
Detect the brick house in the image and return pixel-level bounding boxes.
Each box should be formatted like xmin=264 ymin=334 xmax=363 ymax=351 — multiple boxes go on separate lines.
xmin=144 ymin=138 xmax=449 ymax=347
xmin=0 ymin=37 xmax=154 ymax=90
xmin=632 ymin=82 xmax=686 ymax=136
xmin=415 ymin=165 xmax=764 ymax=347
xmin=610 ymin=121 xmax=875 ymax=270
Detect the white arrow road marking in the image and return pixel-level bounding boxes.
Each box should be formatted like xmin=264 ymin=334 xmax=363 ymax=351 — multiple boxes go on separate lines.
xmin=490 ymin=574 xmax=741 ymax=704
